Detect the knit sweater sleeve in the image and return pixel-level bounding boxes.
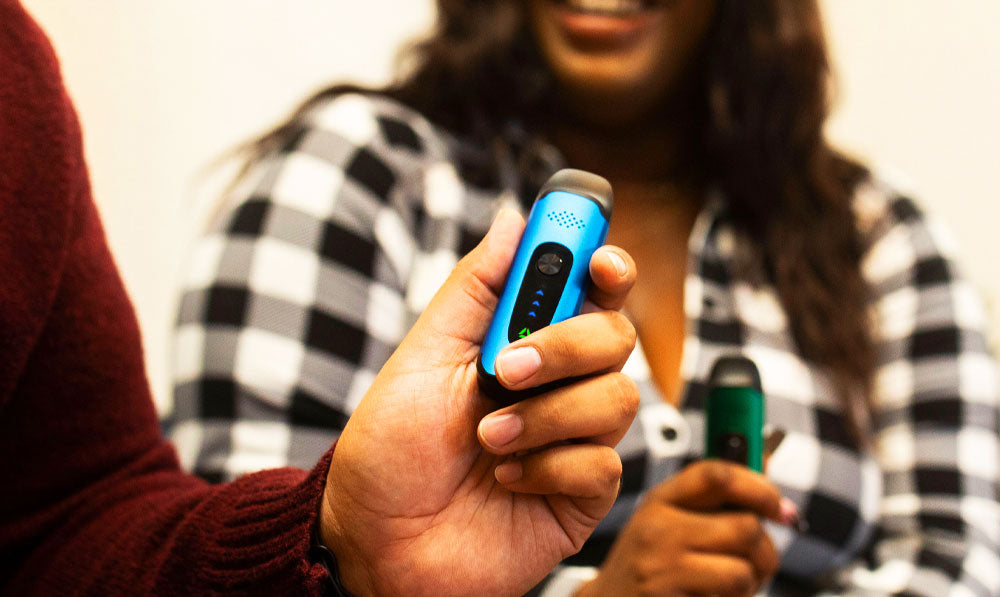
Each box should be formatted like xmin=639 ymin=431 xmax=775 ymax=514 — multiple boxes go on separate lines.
xmin=0 ymin=3 xmax=331 ymax=594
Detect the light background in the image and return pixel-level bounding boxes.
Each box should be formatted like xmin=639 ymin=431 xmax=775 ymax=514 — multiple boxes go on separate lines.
xmin=21 ymin=1 xmax=1000 ymax=413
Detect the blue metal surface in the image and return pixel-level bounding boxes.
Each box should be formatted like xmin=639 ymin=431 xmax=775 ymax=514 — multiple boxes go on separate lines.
xmin=479 ymin=190 xmax=610 ymax=376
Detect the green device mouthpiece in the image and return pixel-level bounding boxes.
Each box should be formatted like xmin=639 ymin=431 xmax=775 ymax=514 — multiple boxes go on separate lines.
xmin=704 ymin=356 xmax=765 ymax=472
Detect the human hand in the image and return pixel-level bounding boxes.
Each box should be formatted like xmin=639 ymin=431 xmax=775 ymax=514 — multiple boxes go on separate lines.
xmin=320 ymin=208 xmax=640 ymax=597
xmin=577 ymin=461 xmax=791 ymax=597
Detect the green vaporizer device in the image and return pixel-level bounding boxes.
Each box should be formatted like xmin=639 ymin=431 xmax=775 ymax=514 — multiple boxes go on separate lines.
xmin=705 ymin=356 xmax=765 ymax=472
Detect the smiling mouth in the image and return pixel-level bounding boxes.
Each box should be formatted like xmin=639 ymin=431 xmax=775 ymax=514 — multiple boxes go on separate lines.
xmin=552 ymin=0 xmax=662 ymax=18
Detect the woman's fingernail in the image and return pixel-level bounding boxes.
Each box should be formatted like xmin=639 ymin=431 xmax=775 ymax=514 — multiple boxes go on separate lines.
xmin=606 ymin=251 xmax=627 ymax=277
xmin=495 ymin=461 xmax=523 ymax=484
xmin=479 ymin=413 xmax=524 ymax=448
xmin=780 ymin=497 xmax=801 ymax=528
xmin=496 ymin=346 xmax=541 ymax=385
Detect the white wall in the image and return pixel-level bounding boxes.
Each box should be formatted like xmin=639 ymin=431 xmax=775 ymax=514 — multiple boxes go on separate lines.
xmin=22 ymin=1 xmax=1000 ymax=413
xmin=21 ymin=1 xmax=435 ymax=413
xmin=822 ymin=0 xmax=1000 ymax=333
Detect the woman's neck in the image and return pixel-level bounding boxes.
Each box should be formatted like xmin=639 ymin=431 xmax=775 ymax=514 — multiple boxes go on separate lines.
xmin=545 ymin=102 xmax=707 ymax=408
xmin=545 ymin=85 xmax=706 ymax=196
xmin=553 ymin=123 xmax=682 ymax=183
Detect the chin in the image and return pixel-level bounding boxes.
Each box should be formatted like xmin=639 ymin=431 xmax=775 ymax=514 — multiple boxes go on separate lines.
xmin=527 ymin=0 xmax=716 ymax=126
xmin=549 ymin=52 xmax=675 ymax=127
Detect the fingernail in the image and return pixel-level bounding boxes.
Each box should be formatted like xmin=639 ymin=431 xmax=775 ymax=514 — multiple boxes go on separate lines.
xmin=495 ymin=461 xmax=523 ymax=484
xmin=496 ymin=346 xmax=541 ymax=385
xmin=479 ymin=413 xmax=524 ymax=448
xmin=483 ymin=208 xmax=514 ymax=244
xmin=490 ymin=207 xmax=518 ymax=231
xmin=780 ymin=497 xmax=801 ymax=528
xmin=491 ymin=207 xmax=510 ymax=226
xmin=606 ymin=251 xmax=627 ymax=278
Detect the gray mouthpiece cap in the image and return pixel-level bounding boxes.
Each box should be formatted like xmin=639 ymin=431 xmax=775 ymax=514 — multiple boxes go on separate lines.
xmin=536 ymin=168 xmax=613 ymax=219
xmin=708 ymin=356 xmax=763 ymax=392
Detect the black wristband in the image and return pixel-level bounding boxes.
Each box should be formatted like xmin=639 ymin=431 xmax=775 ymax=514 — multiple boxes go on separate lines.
xmin=309 ymin=526 xmax=357 ymax=597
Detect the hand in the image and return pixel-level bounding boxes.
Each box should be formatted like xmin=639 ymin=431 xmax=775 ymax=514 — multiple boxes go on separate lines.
xmin=578 ymin=461 xmax=786 ymax=597
xmin=320 ymin=208 xmax=640 ymax=597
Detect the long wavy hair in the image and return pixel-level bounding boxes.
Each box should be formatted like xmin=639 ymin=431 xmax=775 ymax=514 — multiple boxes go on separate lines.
xmin=251 ymin=0 xmax=874 ymax=441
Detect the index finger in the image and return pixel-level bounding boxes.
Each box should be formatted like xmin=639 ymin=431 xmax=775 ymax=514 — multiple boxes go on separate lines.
xmin=653 ymin=460 xmax=783 ymax=523
xmin=587 ymin=245 xmax=637 ymax=311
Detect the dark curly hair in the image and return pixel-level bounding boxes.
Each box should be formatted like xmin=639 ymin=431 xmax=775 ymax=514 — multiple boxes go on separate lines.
xmin=251 ymin=0 xmax=874 ymax=441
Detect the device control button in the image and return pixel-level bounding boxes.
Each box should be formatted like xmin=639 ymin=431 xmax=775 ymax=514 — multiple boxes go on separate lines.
xmin=536 ymin=252 xmax=563 ymax=275
xmin=718 ymin=433 xmax=749 ymax=464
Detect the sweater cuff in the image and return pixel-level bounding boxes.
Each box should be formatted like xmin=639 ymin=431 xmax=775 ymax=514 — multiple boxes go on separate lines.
xmin=161 ymin=445 xmax=337 ymax=595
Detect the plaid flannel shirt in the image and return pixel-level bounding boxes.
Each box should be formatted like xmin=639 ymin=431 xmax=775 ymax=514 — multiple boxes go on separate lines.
xmin=169 ymin=93 xmax=1000 ymax=596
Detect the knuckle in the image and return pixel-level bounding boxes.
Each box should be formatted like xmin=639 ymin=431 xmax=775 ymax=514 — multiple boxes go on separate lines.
xmin=599 ymin=449 xmax=623 ymax=490
xmin=699 ymin=459 xmax=735 ymax=492
xmin=633 ymin=555 xmax=661 ymax=589
xmin=636 ymin=577 xmax=662 ymax=597
xmin=607 ymin=373 xmax=640 ymax=424
xmin=723 ymin=561 xmax=756 ymax=595
xmin=632 ymin=528 xmax=655 ymax=552
xmin=533 ymin=327 xmax=571 ymax=366
xmin=540 ymin=326 xmax=570 ymax=357
xmin=736 ymin=514 xmax=764 ymax=543
xmin=607 ymin=310 xmax=637 ymax=351
xmin=631 ymin=516 xmax=664 ymax=551
xmin=761 ymin=554 xmax=780 ymax=580
xmin=631 ymin=504 xmax=677 ymax=550
xmin=759 ymin=536 xmax=780 ymax=578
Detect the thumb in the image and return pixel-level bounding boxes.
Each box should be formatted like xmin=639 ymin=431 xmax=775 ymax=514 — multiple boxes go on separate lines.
xmin=455 ymin=207 xmax=526 ymax=295
xmin=409 ymin=208 xmax=525 ymax=349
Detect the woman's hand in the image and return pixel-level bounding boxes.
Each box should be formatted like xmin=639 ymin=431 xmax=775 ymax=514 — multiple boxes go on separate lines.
xmin=320 ymin=208 xmax=640 ymax=597
xmin=578 ymin=461 xmax=786 ymax=597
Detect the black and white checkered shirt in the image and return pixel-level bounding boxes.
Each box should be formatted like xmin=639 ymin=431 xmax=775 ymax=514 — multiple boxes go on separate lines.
xmin=169 ymin=93 xmax=1000 ymax=596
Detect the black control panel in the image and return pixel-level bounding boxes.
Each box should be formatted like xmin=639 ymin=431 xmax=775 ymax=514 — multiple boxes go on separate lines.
xmin=716 ymin=433 xmax=749 ymax=464
xmin=507 ymin=242 xmax=574 ymax=343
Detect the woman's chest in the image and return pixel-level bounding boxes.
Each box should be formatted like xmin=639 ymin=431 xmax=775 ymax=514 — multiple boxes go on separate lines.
xmin=615 ymin=215 xmax=882 ymax=577
xmin=607 ymin=196 xmax=698 ymax=408
xmin=619 ymin=333 xmax=884 ymax=580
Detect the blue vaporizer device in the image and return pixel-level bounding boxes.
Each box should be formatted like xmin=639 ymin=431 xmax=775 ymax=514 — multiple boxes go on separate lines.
xmin=704 ymin=356 xmax=765 ymax=472
xmin=477 ymin=168 xmax=613 ymax=405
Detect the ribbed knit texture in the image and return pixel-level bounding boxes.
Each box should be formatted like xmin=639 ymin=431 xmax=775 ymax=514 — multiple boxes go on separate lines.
xmin=0 ymin=2 xmax=333 ymax=594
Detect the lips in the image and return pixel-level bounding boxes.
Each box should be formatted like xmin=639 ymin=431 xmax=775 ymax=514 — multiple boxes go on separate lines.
xmin=547 ymin=0 xmax=664 ymax=49
xmin=553 ymin=0 xmax=659 ymax=18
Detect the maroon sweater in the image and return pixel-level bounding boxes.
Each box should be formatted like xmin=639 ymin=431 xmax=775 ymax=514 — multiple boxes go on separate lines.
xmin=0 ymin=3 xmax=330 ymax=594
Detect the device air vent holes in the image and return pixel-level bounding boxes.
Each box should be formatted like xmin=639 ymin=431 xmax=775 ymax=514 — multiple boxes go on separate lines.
xmin=546 ymin=210 xmax=586 ymax=230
